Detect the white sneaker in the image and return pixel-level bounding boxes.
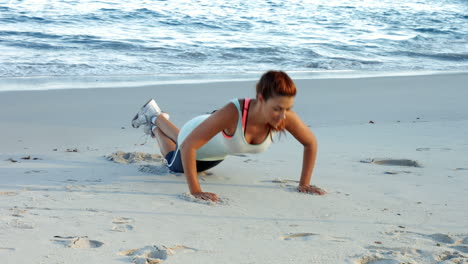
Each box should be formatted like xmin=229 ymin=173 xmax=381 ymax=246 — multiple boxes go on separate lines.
xmin=131 ymin=99 xmax=162 ymax=128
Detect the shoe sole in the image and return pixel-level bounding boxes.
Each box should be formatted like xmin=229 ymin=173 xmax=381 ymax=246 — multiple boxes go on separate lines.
xmin=131 ymin=99 xmax=154 ymax=128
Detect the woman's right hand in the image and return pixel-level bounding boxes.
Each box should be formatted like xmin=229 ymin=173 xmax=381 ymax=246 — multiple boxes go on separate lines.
xmin=193 ymin=192 xmax=219 ymax=202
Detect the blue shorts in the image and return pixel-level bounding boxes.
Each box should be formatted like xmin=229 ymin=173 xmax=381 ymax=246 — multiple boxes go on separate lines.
xmin=165 ymin=147 xmax=224 ymax=173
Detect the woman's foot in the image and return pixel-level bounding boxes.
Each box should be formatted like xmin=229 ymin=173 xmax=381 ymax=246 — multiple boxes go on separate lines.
xmin=131 ymin=99 xmax=164 ymax=128
xmin=143 ymin=113 xmax=170 ymax=136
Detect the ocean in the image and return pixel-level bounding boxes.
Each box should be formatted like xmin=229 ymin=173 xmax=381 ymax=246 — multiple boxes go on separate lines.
xmin=0 ymin=0 xmax=467 ymax=90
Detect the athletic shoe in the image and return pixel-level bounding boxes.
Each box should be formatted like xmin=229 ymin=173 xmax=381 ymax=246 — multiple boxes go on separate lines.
xmin=131 ymin=99 xmax=161 ymax=128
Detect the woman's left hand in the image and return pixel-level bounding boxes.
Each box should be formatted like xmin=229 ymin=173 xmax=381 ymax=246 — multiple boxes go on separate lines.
xmin=297 ymin=185 xmax=327 ymax=195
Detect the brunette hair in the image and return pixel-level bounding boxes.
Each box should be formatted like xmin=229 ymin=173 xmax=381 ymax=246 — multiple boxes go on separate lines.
xmin=256 ymin=70 xmax=296 ymax=132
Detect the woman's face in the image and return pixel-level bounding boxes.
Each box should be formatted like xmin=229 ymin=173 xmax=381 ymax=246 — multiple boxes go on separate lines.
xmin=260 ymin=95 xmax=295 ymax=127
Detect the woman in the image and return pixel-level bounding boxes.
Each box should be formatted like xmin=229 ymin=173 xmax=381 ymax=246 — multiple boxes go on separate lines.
xmin=132 ymin=71 xmax=326 ymax=202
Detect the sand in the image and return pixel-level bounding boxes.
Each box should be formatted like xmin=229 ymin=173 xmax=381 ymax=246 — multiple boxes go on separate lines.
xmin=1 ymin=73 xmax=467 ymax=263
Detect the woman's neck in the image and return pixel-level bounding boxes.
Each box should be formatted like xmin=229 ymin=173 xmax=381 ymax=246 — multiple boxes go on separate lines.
xmin=247 ymin=99 xmax=268 ymax=128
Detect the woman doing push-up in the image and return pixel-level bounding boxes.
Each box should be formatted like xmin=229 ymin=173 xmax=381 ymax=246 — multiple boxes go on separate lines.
xmin=131 ymin=70 xmax=326 ymax=202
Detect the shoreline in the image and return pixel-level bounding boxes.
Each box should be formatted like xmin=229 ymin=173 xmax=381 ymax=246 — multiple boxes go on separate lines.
xmin=1 ymin=69 xmax=467 ymax=93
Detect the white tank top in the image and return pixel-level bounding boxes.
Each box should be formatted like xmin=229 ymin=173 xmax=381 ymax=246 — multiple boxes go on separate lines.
xmin=177 ymin=98 xmax=273 ymax=161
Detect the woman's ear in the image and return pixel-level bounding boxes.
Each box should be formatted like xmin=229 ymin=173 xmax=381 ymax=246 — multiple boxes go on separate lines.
xmin=257 ymin=94 xmax=264 ymax=104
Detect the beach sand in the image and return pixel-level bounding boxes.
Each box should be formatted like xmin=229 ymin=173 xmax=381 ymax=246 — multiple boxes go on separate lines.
xmin=1 ymin=73 xmax=468 ymax=263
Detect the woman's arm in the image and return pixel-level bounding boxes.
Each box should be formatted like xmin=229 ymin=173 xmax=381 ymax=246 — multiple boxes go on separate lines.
xmin=285 ymin=111 xmax=326 ymax=195
xmin=179 ymin=102 xmax=238 ymax=201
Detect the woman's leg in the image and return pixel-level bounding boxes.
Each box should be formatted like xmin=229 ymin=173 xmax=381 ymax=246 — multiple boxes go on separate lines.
xmin=152 ymin=115 xmax=180 ymax=157
xmin=153 ymin=127 xmax=176 ymax=158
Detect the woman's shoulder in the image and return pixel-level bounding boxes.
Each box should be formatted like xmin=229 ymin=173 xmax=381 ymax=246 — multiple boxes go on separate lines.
xmin=228 ymin=98 xmax=251 ymax=110
xmin=208 ymin=99 xmax=242 ymax=117
xmin=219 ymin=100 xmax=240 ymax=115
xmin=228 ymin=98 xmax=242 ymax=106
xmin=219 ymin=98 xmax=241 ymax=112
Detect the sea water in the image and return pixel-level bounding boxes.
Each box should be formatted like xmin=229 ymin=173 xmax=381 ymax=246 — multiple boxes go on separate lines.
xmin=0 ymin=0 xmax=467 ymax=90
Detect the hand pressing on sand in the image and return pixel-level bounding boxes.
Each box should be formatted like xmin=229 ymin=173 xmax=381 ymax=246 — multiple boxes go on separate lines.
xmin=298 ymin=185 xmax=327 ymax=195
xmin=193 ymin=192 xmax=218 ymax=202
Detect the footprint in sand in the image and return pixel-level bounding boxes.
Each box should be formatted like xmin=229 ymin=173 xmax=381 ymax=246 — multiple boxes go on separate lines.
xmin=354 ymin=254 xmax=400 ymax=264
xmin=271 ymin=179 xmax=300 ymax=184
xmin=356 ymin=231 xmax=468 ymax=263
xmin=52 ymin=236 xmax=104 ymax=248
xmin=437 ymin=251 xmax=467 ymax=262
xmin=280 ymin=233 xmax=349 ymax=242
xmin=267 ymin=179 xmax=300 ymax=189
xmin=428 ymin=233 xmax=456 ymax=244
xmin=24 ymin=170 xmax=47 ymax=174
xmin=361 ymin=158 xmax=422 ymax=168
xmin=383 ymin=170 xmax=412 ymax=175
xmin=354 ymin=246 xmax=424 ymax=264
xmin=417 ymin=232 xmax=468 ymax=250
xmin=280 ymin=233 xmax=319 ymax=241
xmin=139 ymin=165 xmax=171 ymax=175
xmin=107 ymin=151 xmax=162 ymax=164
xmin=416 ymin=147 xmax=452 ymax=151
xmin=118 ymin=245 xmax=196 ymax=264
xmin=112 ymin=217 xmax=134 ymax=232
xmin=451 ymin=245 xmax=468 ymax=254
xmin=416 ymin=147 xmax=431 ymax=152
